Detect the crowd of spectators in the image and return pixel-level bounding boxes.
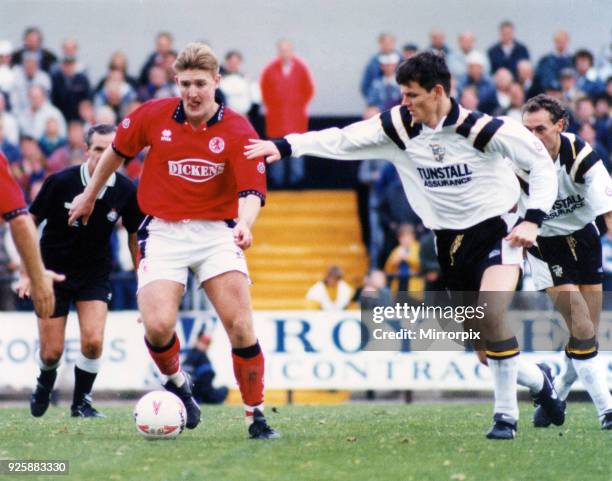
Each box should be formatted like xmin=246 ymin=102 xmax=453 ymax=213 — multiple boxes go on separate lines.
xmin=0 ymin=23 xmax=611 ymax=310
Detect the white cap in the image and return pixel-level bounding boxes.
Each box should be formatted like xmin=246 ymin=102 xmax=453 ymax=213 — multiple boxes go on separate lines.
xmin=0 ymin=40 xmax=12 ymax=56
xmin=465 ymin=50 xmax=486 ymax=67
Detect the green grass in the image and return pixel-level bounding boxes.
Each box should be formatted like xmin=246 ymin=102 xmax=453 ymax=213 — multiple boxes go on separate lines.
xmin=1 ymin=403 xmax=611 ymax=481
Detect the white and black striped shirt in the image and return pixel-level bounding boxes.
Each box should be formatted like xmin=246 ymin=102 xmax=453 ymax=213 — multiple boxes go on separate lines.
xmin=275 ymin=99 xmax=557 ymax=231
xmin=515 ymin=132 xmax=612 ymax=236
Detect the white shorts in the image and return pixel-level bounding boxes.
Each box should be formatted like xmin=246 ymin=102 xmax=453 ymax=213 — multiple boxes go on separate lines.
xmin=136 ymin=217 xmax=249 ymax=291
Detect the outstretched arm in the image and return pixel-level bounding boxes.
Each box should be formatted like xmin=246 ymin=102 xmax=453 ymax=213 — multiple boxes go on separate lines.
xmin=234 ymin=195 xmax=262 ymax=250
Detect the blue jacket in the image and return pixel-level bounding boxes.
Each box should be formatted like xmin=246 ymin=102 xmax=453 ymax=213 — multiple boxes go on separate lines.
xmin=487 ymin=41 xmax=530 ymax=77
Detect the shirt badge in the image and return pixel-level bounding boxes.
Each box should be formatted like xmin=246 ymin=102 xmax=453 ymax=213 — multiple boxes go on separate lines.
xmin=209 ymin=137 xmax=225 ymax=154
xmin=257 ymin=161 xmax=266 ymax=174
xmin=121 ymin=118 xmax=130 ymax=129
xmin=429 ymin=143 xmax=445 ymax=162
xmin=107 ymin=209 xmax=118 ymax=222
xmin=161 ymin=129 xmax=172 ymax=142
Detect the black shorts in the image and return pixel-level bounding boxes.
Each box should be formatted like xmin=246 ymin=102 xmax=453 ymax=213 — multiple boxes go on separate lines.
xmin=50 ymin=271 xmax=112 ymax=318
xmin=435 ymin=215 xmax=522 ymax=291
xmin=527 ymin=223 xmax=602 ymax=290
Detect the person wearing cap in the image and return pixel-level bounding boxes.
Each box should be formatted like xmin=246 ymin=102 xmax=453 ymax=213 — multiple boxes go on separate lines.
xmin=457 ymin=50 xmax=498 ymax=114
xmin=366 ymin=52 xmax=402 ymax=112
xmin=401 ymin=43 xmax=419 ymax=61
xmin=51 ymin=55 xmax=91 ymax=121
xmin=360 ymin=33 xmax=401 ymax=99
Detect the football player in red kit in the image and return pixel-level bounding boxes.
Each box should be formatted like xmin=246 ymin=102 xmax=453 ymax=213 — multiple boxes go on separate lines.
xmin=69 ymin=42 xmax=277 ymax=439
xmin=0 ymin=152 xmax=64 ymax=318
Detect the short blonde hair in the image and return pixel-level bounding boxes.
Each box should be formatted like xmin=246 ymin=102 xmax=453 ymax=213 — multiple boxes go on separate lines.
xmin=173 ymin=42 xmax=219 ymax=75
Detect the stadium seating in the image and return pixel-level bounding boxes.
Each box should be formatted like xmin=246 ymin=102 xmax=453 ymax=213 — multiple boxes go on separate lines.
xmin=248 ymin=190 xmax=368 ymax=310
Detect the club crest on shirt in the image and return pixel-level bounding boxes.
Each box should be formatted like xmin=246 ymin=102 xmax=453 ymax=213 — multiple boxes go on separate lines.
xmin=429 ymin=143 xmax=445 ymax=162
xmin=168 ymin=158 xmax=225 ymax=183
xmin=121 ymin=118 xmax=130 ymax=129
xmin=257 ymin=161 xmax=265 ymax=174
xmin=107 ymin=209 xmax=118 ymax=222
xmin=551 ymin=265 xmax=563 ymax=278
xmin=209 ymin=137 xmax=225 ymax=154
xmin=161 ymin=129 xmax=172 ymax=142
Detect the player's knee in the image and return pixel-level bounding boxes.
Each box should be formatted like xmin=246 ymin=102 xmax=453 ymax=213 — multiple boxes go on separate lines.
xmin=145 ymin=321 xmax=175 ymax=346
xmin=226 ymin=319 xmax=254 ymax=345
xmin=81 ymin=338 xmax=103 ymax=359
xmin=40 ymin=347 xmax=63 ymax=367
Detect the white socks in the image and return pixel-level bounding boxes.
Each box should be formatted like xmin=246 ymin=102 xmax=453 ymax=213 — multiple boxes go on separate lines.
xmin=572 ymin=355 xmax=612 ymax=417
xmin=489 ymin=355 xmax=520 ymax=420
xmin=553 ymin=353 xmax=577 ymax=401
xmin=167 ymin=370 xmax=186 ymax=388
xmin=75 ymin=353 xmax=101 ymax=374
xmin=516 ymin=359 xmax=544 ymax=395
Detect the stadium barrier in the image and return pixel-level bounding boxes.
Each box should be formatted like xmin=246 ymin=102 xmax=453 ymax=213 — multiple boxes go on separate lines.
xmin=1 ymin=311 xmax=612 ymax=391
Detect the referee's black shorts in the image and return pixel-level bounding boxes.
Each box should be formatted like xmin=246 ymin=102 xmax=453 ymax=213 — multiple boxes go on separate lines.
xmin=47 ymin=271 xmax=112 ymax=318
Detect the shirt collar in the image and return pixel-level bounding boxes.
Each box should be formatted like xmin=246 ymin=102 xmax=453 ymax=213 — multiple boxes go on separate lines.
xmin=80 ymin=163 xmax=116 ymax=198
xmin=442 ymin=98 xmax=461 ymax=127
xmin=172 ymin=100 xmax=225 ymax=128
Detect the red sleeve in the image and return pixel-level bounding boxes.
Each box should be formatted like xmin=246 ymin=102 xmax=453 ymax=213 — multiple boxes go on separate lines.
xmin=0 ymin=153 xmax=27 ymax=221
xmin=231 ymin=122 xmax=267 ymax=206
xmin=112 ymin=101 xmax=152 ymax=160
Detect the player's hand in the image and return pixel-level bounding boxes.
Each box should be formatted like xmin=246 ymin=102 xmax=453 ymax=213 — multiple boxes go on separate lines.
xmin=505 ymin=221 xmax=539 ymax=248
xmin=29 ymin=270 xmax=66 ymax=319
xmin=233 ymin=221 xmax=253 ymax=250
xmin=244 ymin=139 xmax=282 ymax=163
xmin=68 ymin=192 xmax=96 ymax=226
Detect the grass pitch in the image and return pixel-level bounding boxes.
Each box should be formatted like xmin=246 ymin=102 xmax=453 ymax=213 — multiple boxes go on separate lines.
xmin=1 ymin=403 xmax=611 ymax=481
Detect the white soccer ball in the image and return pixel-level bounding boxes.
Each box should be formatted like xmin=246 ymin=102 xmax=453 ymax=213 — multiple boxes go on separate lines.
xmin=133 ymin=391 xmax=186 ymax=440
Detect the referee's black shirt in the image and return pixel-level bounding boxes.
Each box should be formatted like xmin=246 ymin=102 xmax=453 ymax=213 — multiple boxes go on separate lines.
xmin=30 ymin=164 xmax=143 ymax=277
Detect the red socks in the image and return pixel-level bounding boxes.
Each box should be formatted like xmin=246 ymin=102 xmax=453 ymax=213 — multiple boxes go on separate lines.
xmin=145 ymin=333 xmax=180 ymax=376
xmin=232 ymin=342 xmax=264 ymax=416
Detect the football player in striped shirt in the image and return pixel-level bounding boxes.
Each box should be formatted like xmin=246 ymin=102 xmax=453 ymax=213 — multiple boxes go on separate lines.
xmin=246 ymin=51 xmax=560 ymax=440
xmin=518 ymin=94 xmax=612 ymax=430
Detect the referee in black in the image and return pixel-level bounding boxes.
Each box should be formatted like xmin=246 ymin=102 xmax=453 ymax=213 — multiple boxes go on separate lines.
xmin=20 ymin=124 xmax=143 ymax=418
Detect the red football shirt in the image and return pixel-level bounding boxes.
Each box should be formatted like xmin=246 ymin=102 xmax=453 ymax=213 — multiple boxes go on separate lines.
xmin=113 ymin=98 xmax=267 ymax=221
xmin=0 ymin=152 xmax=28 ymax=221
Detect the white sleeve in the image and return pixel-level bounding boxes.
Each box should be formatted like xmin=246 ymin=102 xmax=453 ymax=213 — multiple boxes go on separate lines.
xmin=283 ymin=109 xmax=403 ymax=163
xmin=584 ymin=160 xmax=612 ymax=216
xmin=486 ymin=117 xmax=557 ymax=225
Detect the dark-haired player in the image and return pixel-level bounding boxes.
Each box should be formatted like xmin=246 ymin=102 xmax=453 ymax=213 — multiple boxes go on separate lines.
xmin=23 ymin=124 xmax=142 ymax=418
xmin=247 ymin=51 xmax=560 ymax=440
xmin=519 ymin=94 xmax=612 ymax=429
xmin=68 ymin=43 xmax=278 ymax=439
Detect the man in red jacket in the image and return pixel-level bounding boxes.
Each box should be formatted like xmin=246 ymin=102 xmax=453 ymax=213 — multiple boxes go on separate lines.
xmin=260 ymin=39 xmax=314 ymax=187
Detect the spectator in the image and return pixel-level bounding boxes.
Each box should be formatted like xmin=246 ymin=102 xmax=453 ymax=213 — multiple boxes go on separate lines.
xmin=574 ymin=49 xmax=605 ymax=97
xmin=559 ymin=67 xmax=584 ymax=109
xmin=457 ymin=51 xmax=498 ymax=114
xmin=487 ymin=20 xmax=529 ymax=77
xmin=137 ymin=65 xmax=169 ymax=102
xmin=429 ymin=28 xmax=450 ymax=58
xmin=54 ymin=38 xmax=86 ymax=75
xmin=182 ymin=326 xmax=229 ymax=405
xmin=360 ymin=32 xmax=399 ymax=99
xmin=568 ymin=96 xmax=596 ymax=132
xmin=38 ymin=117 xmax=66 ymax=157
xmin=366 ymin=52 xmax=402 ymax=112
xmin=10 ymin=52 xmax=51 ymax=114
xmin=96 ymin=52 xmax=138 ymax=92
xmin=516 ymin=59 xmax=540 ymax=99
xmin=459 ymin=85 xmax=479 ymax=110
xmin=13 ymin=136 xmax=46 ymax=197
xmin=220 ymin=50 xmax=259 ymax=116
xmin=17 ymin=85 xmax=66 ymax=140
xmin=384 ymin=223 xmax=420 ymax=293
xmin=77 ymin=98 xmax=95 ymax=130
xmin=94 ymin=105 xmax=117 ymax=126
xmin=138 ymin=31 xmax=174 ymax=87
xmin=0 ymin=94 xmax=19 ymax=145
xmin=305 ymin=265 xmax=354 ymax=311
xmin=0 ymin=116 xmax=21 ymax=164
xmin=535 ymin=30 xmax=572 ymax=91
xmin=51 ymin=55 xmax=91 ymax=121
xmin=578 ymin=122 xmax=609 ymax=168
xmin=94 ymin=71 xmax=137 ymax=119
xmin=492 ymin=67 xmax=513 ymax=114
xmin=401 ymin=43 xmax=419 ymax=61
xmin=260 ymin=38 xmax=314 ymax=188
xmin=596 ymin=29 xmax=612 ymax=82
xmin=359 ymin=270 xmax=393 ymax=310
xmin=47 ymin=120 xmax=87 ymax=172
xmin=447 ymin=31 xmax=488 ymax=79
xmin=0 ymin=41 xmax=15 ymax=102
xmin=503 ymin=82 xmax=526 ymax=122
xmin=593 ymin=94 xmax=612 ymax=154
xmin=11 ymin=27 xmax=57 ymax=73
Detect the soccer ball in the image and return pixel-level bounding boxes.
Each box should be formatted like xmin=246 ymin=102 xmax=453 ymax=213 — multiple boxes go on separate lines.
xmin=133 ymin=391 xmax=186 ymax=440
